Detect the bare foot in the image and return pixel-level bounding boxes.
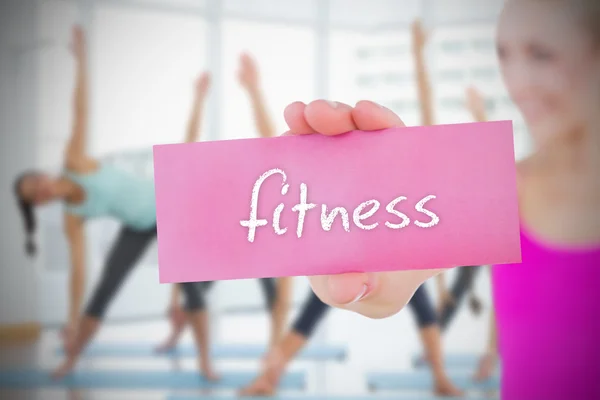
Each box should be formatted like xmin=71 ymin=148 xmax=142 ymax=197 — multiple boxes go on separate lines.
xmin=474 ymin=352 xmax=497 ymax=381
xmin=60 ymin=325 xmax=77 ymax=354
xmin=155 ymin=336 xmax=178 ymax=353
xmin=51 ymin=358 xmax=76 ymax=380
xmin=156 ymin=306 xmax=187 ymax=353
xmin=239 ymin=349 xmax=285 ymax=396
xmin=200 ymin=360 xmax=220 ymax=381
xmin=239 ymin=372 xmax=276 ymax=396
xmin=413 ymin=354 xmax=427 ymax=367
xmin=435 ymin=377 xmax=464 ymax=397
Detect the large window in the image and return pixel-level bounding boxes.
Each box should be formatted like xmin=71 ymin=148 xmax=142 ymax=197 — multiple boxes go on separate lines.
xmin=219 ymin=19 xmax=316 ymax=140
xmin=431 ymin=23 xmax=531 ymax=158
xmin=330 ymin=0 xmax=420 ymax=29
xmin=224 ymin=0 xmax=317 ymax=24
xmin=328 ymin=30 xmax=367 ymax=106
xmin=35 ymin=0 xmax=78 ymax=274
xmin=37 ymin=0 xmax=78 ymax=170
xmin=92 ymin=5 xmax=208 ymax=156
xmin=432 ymin=0 xmax=503 ymax=26
xmin=330 ymin=30 xmax=420 ymax=126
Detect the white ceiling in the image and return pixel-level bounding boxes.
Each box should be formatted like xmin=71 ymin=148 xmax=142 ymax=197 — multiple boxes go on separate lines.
xmin=89 ymin=0 xmax=502 ymax=30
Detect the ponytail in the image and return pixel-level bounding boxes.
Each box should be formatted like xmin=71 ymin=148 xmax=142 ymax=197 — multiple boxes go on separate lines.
xmin=14 ymin=173 xmax=37 ymax=256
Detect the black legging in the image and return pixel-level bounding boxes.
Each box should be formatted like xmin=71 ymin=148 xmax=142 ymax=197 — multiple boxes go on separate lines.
xmin=407 ymin=283 xmax=437 ymax=328
xmin=438 ymin=266 xmax=479 ymax=330
xmin=85 ymin=225 xmax=276 ymax=318
xmin=179 ymin=279 xmax=277 ymax=312
xmin=407 ymin=266 xmax=480 ymax=330
xmin=292 ymin=291 xmax=330 ymax=338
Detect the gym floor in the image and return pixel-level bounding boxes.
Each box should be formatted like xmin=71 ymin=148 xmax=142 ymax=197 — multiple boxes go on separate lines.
xmin=0 ymin=285 xmax=497 ymax=400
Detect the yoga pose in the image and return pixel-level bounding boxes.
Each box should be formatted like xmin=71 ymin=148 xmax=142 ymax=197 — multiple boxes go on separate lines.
xmin=155 ymin=52 xmax=292 ymax=356
xmin=290 ymin=1 xmax=600 ymax=398
xmin=14 ymin=25 xmax=215 ymax=380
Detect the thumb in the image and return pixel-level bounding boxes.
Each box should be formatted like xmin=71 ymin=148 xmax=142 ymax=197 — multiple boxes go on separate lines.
xmin=325 ymin=273 xmax=375 ymax=305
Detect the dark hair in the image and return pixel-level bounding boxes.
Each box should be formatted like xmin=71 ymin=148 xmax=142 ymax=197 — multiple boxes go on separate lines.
xmin=13 ymin=172 xmax=37 ymax=256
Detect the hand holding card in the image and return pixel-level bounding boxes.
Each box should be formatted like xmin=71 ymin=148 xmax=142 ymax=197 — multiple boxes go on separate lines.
xmin=286 ymin=100 xmax=448 ymax=319
xmin=153 ymin=100 xmax=521 ymax=319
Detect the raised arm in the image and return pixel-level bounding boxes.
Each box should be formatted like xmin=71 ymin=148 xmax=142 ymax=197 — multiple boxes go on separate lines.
xmin=413 ymin=20 xmax=450 ymax=304
xmin=238 ymin=53 xmax=276 ymax=138
xmin=64 ymin=25 xmax=94 ymax=171
xmin=64 ymin=213 xmax=86 ymax=333
xmin=412 ymin=20 xmax=435 ymax=127
xmin=184 ymin=72 xmax=211 ymax=143
xmin=466 ymin=86 xmax=488 ymax=122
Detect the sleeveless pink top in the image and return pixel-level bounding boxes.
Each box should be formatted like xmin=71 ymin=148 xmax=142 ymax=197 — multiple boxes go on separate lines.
xmin=492 ymin=226 xmax=600 ymax=399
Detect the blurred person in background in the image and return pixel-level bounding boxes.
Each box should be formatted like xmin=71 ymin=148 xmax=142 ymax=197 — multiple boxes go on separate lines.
xmin=12 ymin=25 xmax=225 ymax=381
xmin=154 ymin=53 xmax=293 ymax=374
xmin=146 ymin=52 xmax=332 ymax=397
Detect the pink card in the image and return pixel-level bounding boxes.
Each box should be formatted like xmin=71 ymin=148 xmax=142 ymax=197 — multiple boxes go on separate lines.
xmin=153 ymin=121 xmax=521 ymax=283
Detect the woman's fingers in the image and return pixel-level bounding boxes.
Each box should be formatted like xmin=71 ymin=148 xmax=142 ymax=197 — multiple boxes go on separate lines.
xmin=303 ymin=100 xmax=356 ymax=135
xmin=282 ymin=98 xmax=432 ymax=320
xmin=283 ymin=102 xmax=315 ymax=135
xmin=351 ymin=100 xmax=405 ymax=130
xmin=284 ymin=100 xmax=404 ymax=136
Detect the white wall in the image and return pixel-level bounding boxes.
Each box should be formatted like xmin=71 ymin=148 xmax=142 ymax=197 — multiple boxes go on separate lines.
xmin=0 ymin=0 xmax=40 ymax=325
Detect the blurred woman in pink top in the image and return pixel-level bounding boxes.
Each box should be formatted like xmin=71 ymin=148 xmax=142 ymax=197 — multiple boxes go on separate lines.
xmin=283 ymin=0 xmax=599 ymax=398
xmin=472 ymin=0 xmax=600 ymax=398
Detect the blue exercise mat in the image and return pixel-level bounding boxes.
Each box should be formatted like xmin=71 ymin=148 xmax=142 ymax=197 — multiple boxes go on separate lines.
xmin=168 ymin=395 xmax=492 ymax=400
xmin=0 ymin=369 xmax=305 ymax=390
xmin=60 ymin=343 xmax=347 ymax=361
xmin=367 ymin=371 xmax=499 ymax=392
xmin=412 ymin=353 xmax=492 ymax=369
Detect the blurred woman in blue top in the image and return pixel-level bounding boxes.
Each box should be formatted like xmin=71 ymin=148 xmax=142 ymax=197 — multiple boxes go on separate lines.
xmin=14 ymin=25 xmax=217 ymax=380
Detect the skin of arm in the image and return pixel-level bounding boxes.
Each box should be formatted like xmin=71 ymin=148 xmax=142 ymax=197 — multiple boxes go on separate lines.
xmin=64 ymin=25 xmax=95 ymax=172
xmin=238 ymin=53 xmax=276 ymax=138
xmin=184 ymin=72 xmax=211 ymax=144
xmin=412 ymin=20 xmax=435 ymax=127
xmin=64 ymin=213 xmax=86 ymax=329
xmin=466 ymin=86 xmax=488 ymax=123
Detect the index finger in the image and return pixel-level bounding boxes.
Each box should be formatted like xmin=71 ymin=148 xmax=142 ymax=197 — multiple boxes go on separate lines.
xmin=352 ymin=100 xmax=405 ymax=131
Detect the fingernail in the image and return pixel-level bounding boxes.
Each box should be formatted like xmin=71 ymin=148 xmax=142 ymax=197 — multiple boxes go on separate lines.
xmin=349 ymin=284 xmax=369 ymax=304
xmin=326 ymin=100 xmax=339 ymax=109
